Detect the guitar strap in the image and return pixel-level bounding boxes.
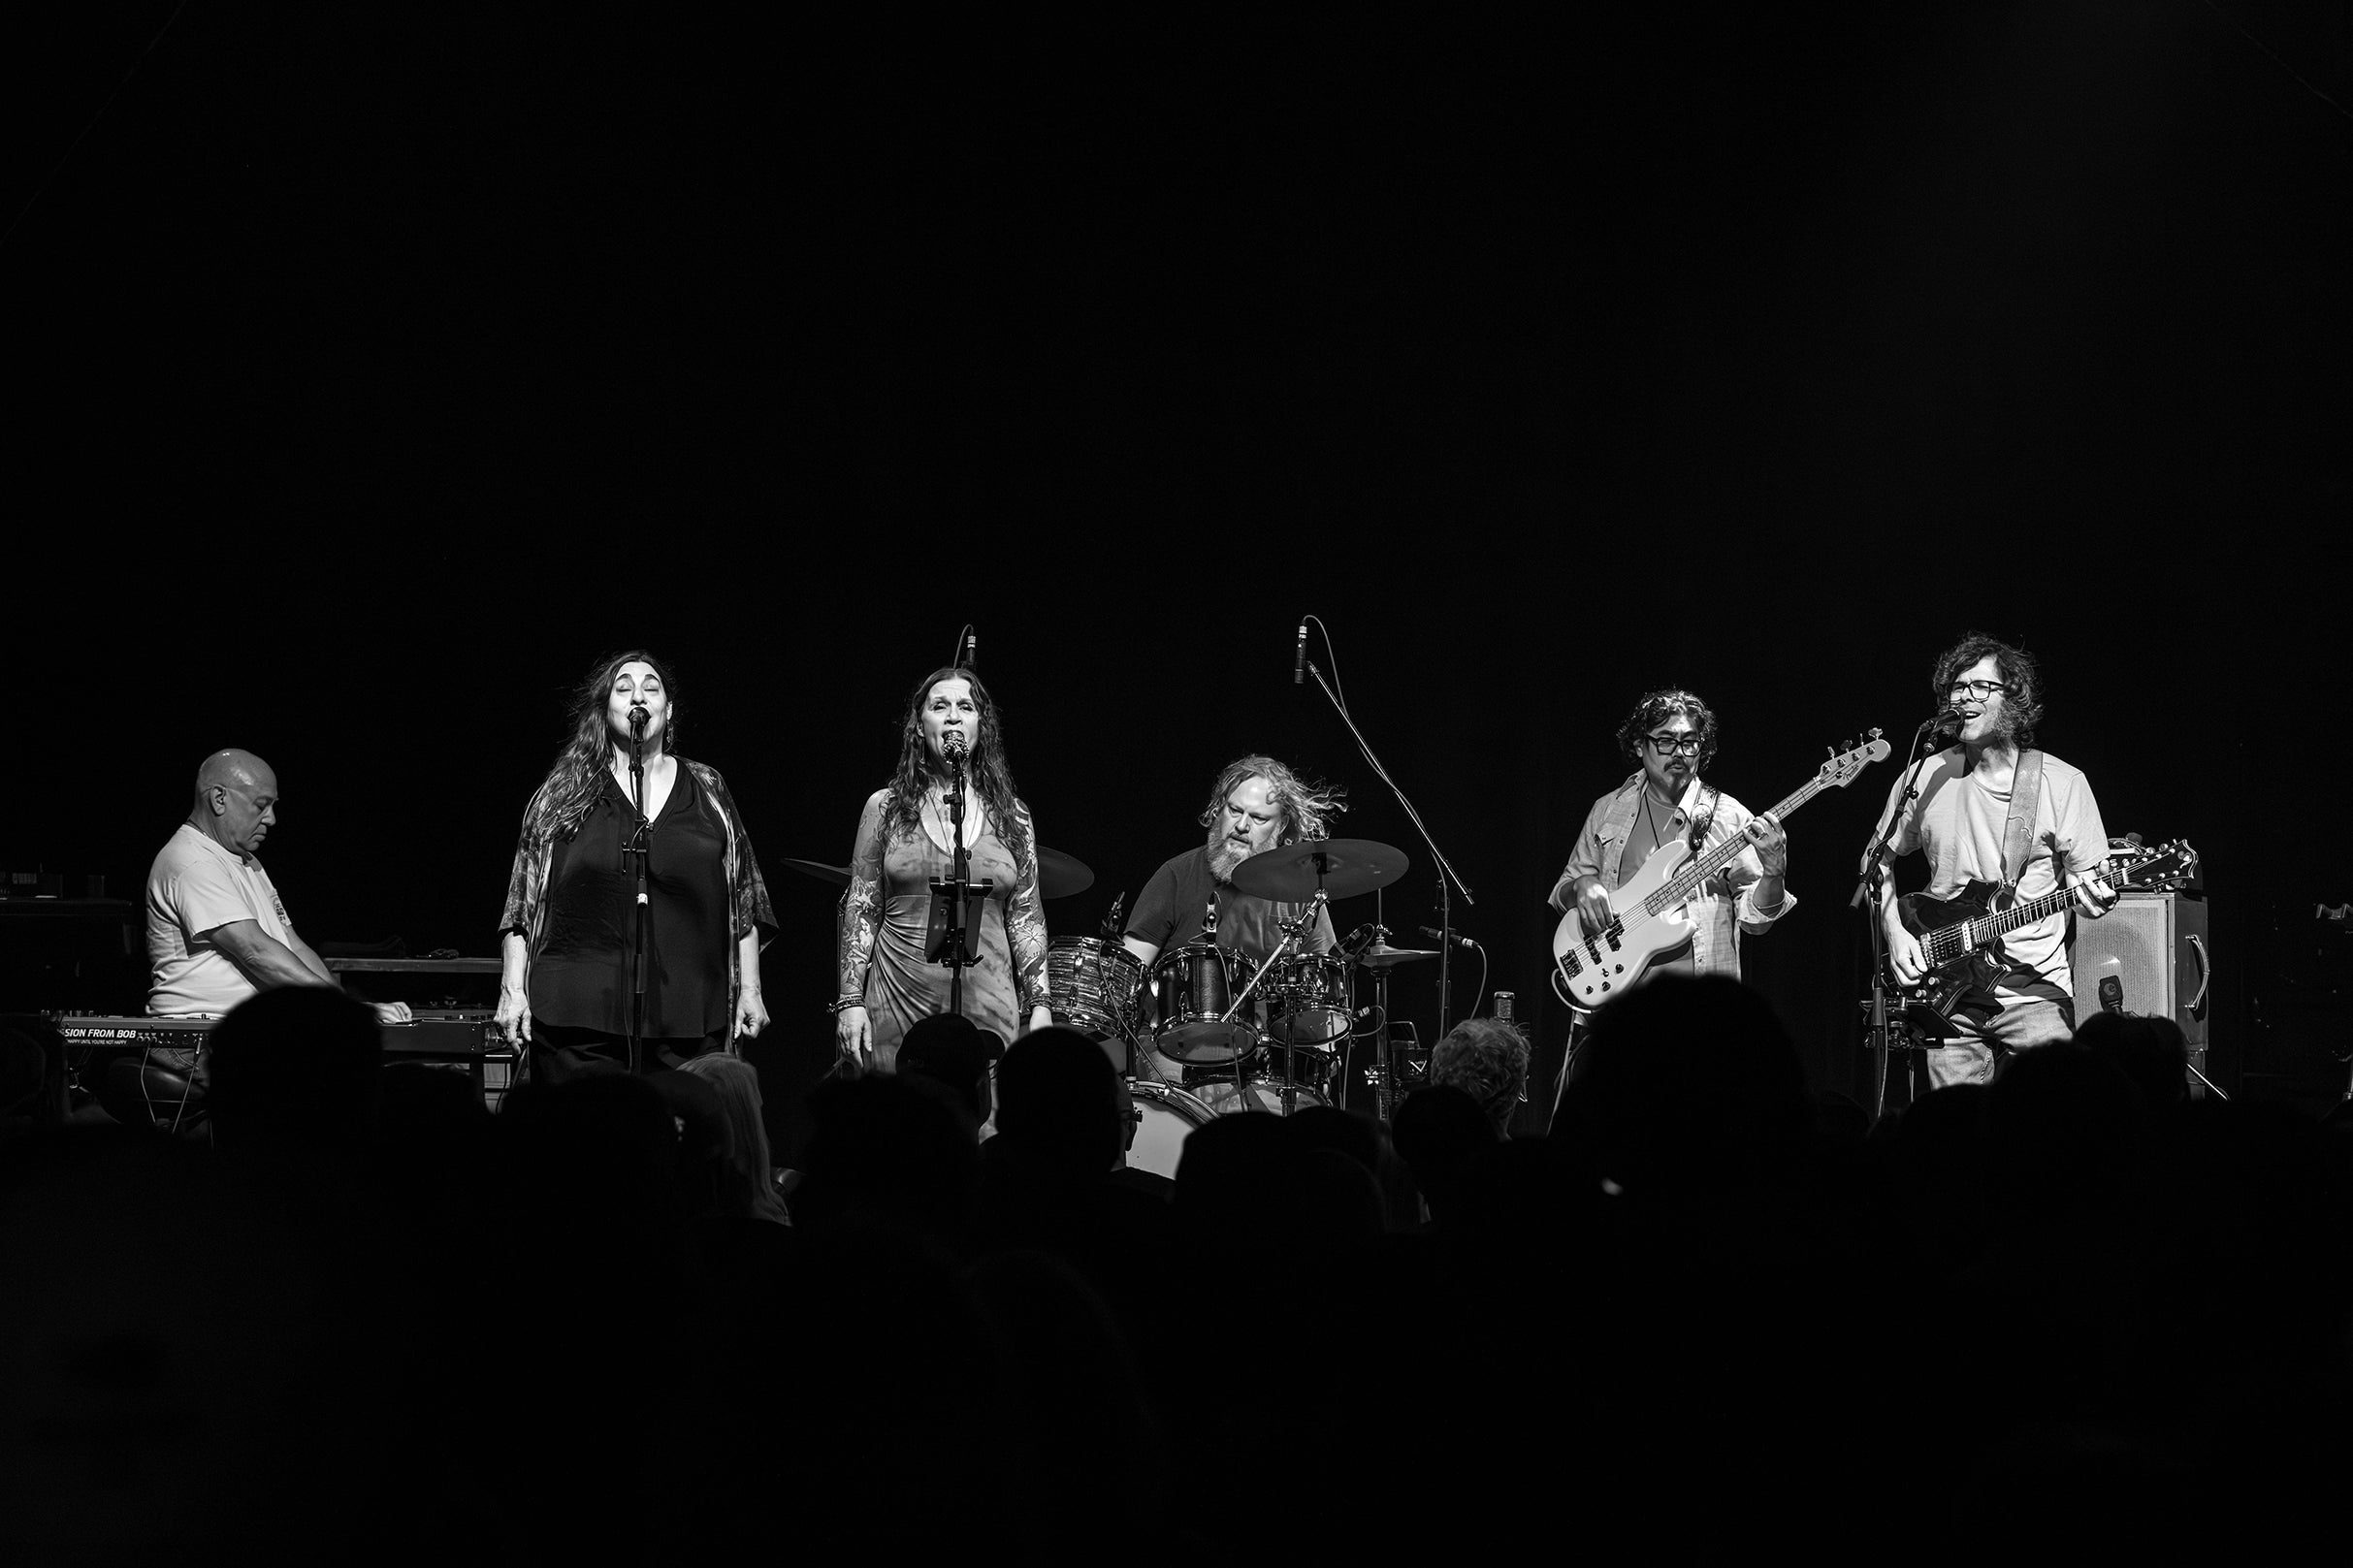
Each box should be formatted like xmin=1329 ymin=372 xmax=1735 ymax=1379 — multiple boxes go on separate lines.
xmin=1999 ymin=750 xmax=2046 ymax=893
xmin=1686 ymin=784 xmax=1720 ymax=887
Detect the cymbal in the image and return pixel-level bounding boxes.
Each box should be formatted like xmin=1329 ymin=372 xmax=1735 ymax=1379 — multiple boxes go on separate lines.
xmin=1037 ymin=847 xmax=1093 ymax=900
xmin=1228 ymin=838 xmax=1409 ymax=902
xmin=783 ymin=851 xmax=1092 ymax=898
xmin=1355 ymin=942 xmax=1441 ymax=970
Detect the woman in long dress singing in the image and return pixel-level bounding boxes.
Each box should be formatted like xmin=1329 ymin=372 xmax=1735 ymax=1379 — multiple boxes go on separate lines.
xmin=832 ymin=666 xmax=1051 ymax=1072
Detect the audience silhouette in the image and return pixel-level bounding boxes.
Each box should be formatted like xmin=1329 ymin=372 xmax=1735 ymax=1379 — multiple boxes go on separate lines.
xmin=7 ymin=974 xmax=2348 ymax=1558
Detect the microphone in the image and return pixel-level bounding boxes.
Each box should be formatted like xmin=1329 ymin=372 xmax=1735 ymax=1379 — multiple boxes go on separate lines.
xmin=629 ymin=704 xmax=649 ymax=735
xmin=963 ymin=629 xmax=977 ymax=670
xmin=1930 ymin=705 xmax=1966 ymax=738
xmin=1419 ymin=925 xmax=1478 ymax=951
xmin=2098 ymin=976 xmax=2125 ymax=1015
xmin=943 ymin=729 xmax=968 ymax=758
xmin=1294 ymin=622 xmax=1306 ymax=686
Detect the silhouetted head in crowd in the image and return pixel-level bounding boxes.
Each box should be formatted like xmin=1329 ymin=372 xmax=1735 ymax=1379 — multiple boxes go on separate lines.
xmin=1287 ymin=1104 xmax=1381 ymax=1178
xmin=1173 ymin=1110 xmax=1383 ymax=1252
xmin=2070 ymin=1010 xmax=2189 ymax=1116
xmin=1430 ymin=1017 xmax=1531 ymax=1137
xmin=1390 ymin=1084 xmax=1498 ymax=1221
xmin=677 ymin=1053 xmax=791 ymax=1223
xmin=1568 ymin=975 xmax=1809 ymax=1192
xmin=207 ymin=987 xmax=383 ymax=1153
xmin=993 ymin=1026 xmax=1125 ymax=1176
xmin=792 ymin=1072 xmax=982 ymax=1243
xmin=1985 ymin=1040 xmax=2144 ymax=1204
xmin=898 ymin=1012 xmax=1003 ymax=1131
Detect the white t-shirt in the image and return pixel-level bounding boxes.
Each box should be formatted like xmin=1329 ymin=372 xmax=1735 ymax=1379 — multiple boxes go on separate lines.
xmin=145 ymin=822 xmax=298 ymax=1016
xmin=1887 ymin=749 xmax=2109 ymax=998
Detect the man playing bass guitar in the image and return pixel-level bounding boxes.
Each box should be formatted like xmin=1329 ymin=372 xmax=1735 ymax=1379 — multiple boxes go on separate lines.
xmin=1877 ymin=633 xmax=2116 ymax=1088
xmin=1549 ymin=688 xmax=1792 ymax=991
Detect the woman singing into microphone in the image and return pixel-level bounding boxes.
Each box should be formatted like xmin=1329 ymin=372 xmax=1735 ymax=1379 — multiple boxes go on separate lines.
xmin=497 ymin=650 xmax=775 ymax=1086
xmin=834 ymin=666 xmax=1051 ymax=1073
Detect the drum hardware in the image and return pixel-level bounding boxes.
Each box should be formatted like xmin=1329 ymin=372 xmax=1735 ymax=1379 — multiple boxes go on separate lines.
xmin=1210 ymin=889 xmax=1338 ymax=1116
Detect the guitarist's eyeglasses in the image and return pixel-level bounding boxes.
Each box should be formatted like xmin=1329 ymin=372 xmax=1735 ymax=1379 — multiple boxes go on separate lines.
xmin=1945 ymin=679 xmax=2014 ymax=699
xmin=1645 ymin=734 xmax=1704 ymax=753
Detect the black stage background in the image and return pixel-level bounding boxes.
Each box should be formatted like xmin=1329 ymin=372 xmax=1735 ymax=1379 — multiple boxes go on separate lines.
xmin=9 ymin=4 xmax=2346 ymax=1149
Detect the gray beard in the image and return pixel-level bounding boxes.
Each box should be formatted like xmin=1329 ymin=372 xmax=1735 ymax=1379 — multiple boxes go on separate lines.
xmin=1206 ymin=833 xmax=1249 ymax=884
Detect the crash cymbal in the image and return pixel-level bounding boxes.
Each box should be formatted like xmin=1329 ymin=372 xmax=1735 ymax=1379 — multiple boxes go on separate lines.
xmin=1037 ymin=847 xmax=1093 ymax=900
xmin=1227 ymin=838 xmax=1409 ymax=902
xmin=781 ymin=857 xmax=851 ymax=886
xmin=1354 ymin=942 xmax=1441 ymax=970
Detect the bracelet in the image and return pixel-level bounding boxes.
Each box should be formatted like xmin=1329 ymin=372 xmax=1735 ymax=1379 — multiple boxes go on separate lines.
xmin=826 ymin=997 xmax=865 ymax=1015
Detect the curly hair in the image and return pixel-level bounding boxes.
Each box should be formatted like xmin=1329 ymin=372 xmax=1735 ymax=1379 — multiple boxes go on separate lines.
xmin=530 ymin=649 xmax=681 ymax=841
xmin=1931 ymin=631 xmax=2045 ymax=747
xmin=878 ymin=666 xmax=1033 ymax=872
xmin=1429 ymin=1018 xmax=1531 ymax=1136
xmin=1196 ymin=754 xmax=1345 ymax=846
xmin=1615 ymin=688 xmax=1719 ymax=772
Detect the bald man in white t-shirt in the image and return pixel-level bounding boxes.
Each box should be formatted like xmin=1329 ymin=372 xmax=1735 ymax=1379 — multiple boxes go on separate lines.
xmin=145 ymin=749 xmax=408 ymax=1023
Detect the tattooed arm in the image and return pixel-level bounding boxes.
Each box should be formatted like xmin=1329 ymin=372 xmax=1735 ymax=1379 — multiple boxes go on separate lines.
xmin=834 ymin=790 xmax=888 ymax=1068
xmin=1004 ymin=801 xmax=1052 ymax=1034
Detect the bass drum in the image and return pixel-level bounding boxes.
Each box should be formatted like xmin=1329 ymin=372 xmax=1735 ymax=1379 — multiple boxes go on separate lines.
xmin=1123 ymin=1080 xmax=1217 ymax=1179
xmin=1149 ymin=943 xmax=1262 ymax=1066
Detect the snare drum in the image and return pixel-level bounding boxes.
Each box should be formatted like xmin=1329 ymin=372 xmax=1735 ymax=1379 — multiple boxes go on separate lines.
xmin=1266 ymin=953 xmax=1352 ymax=1049
xmin=1124 ymin=1080 xmax=1217 ymax=1178
xmin=1149 ymin=943 xmax=1262 ymax=1066
xmin=1048 ymin=936 xmax=1145 ymax=1070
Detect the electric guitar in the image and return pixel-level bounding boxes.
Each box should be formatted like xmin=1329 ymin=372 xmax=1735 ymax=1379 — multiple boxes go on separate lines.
xmin=1551 ymin=731 xmax=1891 ymax=1009
xmin=1889 ymin=838 xmax=2199 ymax=1028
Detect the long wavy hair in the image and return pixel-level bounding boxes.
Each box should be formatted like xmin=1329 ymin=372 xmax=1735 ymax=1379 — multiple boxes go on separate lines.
xmin=1931 ymin=631 xmax=2045 ymax=747
xmin=1197 ymin=754 xmax=1345 ymax=845
xmin=1616 ymin=688 xmax=1719 ymax=772
xmin=878 ymin=666 xmax=1032 ymax=869
xmin=531 ymin=649 xmax=679 ymax=840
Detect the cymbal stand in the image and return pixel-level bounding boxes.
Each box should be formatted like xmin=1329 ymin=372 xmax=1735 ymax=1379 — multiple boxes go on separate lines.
xmin=1217 ymin=887 xmax=1327 ymax=1114
xmin=1302 ymin=653 xmax=1473 ymax=1038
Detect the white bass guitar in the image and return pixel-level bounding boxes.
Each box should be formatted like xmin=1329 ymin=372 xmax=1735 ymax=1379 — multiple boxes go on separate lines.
xmin=1550 ymin=731 xmax=1889 ymax=1008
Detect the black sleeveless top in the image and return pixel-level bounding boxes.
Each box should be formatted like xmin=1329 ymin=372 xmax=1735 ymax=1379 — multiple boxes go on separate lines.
xmin=530 ymin=765 xmax=730 ymax=1038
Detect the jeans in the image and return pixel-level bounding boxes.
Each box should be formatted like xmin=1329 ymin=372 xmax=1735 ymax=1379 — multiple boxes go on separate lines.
xmin=1920 ymin=988 xmax=2077 ymax=1088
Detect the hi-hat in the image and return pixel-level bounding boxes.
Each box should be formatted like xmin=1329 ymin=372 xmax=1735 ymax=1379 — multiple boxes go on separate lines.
xmin=1228 ymin=838 xmax=1409 ymax=902
xmin=781 ymin=849 xmax=1094 ymax=900
xmin=1354 ymin=942 xmax=1440 ymax=970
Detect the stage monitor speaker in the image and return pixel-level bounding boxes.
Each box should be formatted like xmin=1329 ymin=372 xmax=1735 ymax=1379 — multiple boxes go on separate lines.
xmin=2075 ymin=891 xmax=2211 ymax=1075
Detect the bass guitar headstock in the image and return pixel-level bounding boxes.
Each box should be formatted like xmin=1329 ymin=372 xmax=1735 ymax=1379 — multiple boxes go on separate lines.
xmin=1818 ymin=728 xmax=1892 ymax=789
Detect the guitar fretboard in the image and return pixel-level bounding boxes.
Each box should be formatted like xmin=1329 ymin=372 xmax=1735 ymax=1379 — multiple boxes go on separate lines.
xmin=1918 ymin=851 xmax=2175 ymax=965
xmin=1638 ymin=774 xmax=1823 ymax=918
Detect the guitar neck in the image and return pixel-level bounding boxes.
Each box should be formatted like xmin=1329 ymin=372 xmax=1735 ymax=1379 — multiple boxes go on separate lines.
xmin=1935 ymin=854 xmax=2163 ymax=952
xmin=1642 ymin=775 xmax=1820 ymax=914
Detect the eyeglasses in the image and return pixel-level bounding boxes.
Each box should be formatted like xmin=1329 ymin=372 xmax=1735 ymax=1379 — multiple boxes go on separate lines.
xmin=1646 ymin=734 xmax=1703 ymax=754
xmin=1946 ymin=679 xmax=2014 ymax=700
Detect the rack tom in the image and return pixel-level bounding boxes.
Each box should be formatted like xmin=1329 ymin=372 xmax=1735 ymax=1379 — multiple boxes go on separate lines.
xmin=1149 ymin=943 xmax=1261 ymax=1065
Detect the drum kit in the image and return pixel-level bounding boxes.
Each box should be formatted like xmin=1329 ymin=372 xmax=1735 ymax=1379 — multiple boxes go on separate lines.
xmin=785 ymin=837 xmax=1437 ymax=1181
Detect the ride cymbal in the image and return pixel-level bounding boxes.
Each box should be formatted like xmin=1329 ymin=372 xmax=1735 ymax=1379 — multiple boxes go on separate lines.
xmin=1227 ymin=838 xmax=1409 ymax=902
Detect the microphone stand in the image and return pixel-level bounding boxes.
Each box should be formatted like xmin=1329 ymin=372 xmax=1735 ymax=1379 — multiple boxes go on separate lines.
xmin=623 ymin=711 xmax=653 ymax=1075
xmin=1302 ymin=656 xmax=1472 ymax=1087
xmin=1853 ymin=715 xmax=1943 ymax=1119
xmin=927 ymin=743 xmax=988 ymax=1021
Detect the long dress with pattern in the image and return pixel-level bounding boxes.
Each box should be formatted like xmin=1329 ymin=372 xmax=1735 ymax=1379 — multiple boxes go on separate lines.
xmin=837 ymin=788 xmax=1049 ymax=1068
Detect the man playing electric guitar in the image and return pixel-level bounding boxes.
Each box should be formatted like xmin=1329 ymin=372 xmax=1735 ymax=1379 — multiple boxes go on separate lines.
xmin=1876 ymin=633 xmax=2116 ymax=1087
xmin=1549 ymin=688 xmax=1792 ymax=995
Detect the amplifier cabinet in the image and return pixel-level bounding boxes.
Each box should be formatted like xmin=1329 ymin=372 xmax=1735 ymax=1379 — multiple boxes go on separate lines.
xmin=2075 ymin=891 xmax=2210 ymax=1056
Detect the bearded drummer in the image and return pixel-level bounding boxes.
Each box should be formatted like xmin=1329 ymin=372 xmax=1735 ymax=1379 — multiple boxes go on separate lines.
xmin=1120 ymin=755 xmax=1343 ymax=1069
